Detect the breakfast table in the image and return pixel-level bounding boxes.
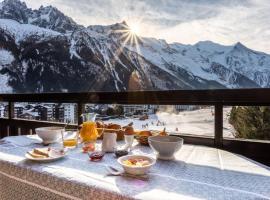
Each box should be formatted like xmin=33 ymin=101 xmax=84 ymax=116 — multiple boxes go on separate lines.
xmin=0 ymin=135 xmax=270 ymax=200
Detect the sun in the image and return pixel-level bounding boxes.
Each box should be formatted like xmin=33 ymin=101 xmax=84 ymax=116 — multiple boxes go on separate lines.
xmin=129 ymin=23 xmax=140 ymax=35
xmin=113 ymin=19 xmax=143 ymax=57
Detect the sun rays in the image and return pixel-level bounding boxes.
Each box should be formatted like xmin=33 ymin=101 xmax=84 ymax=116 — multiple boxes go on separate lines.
xmin=113 ymin=21 xmax=143 ymax=57
xmin=129 ymin=22 xmax=141 ymax=35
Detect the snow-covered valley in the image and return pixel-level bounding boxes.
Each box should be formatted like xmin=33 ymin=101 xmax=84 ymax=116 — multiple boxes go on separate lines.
xmin=107 ymin=107 xmax=235 ymax=138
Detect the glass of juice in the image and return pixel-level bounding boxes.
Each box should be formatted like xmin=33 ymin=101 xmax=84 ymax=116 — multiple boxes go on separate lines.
xmin=62 ymin=130 xmax=79 ymax=148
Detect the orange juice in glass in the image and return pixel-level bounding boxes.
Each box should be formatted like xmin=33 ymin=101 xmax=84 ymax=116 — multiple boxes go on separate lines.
xmin=62 ymin=130 xmax=79 ymax=148
xmin=80 ymin=121 xmax=99 ymax=142
xmin=63 ymin=138 xmax=77 ymax=147
xmin=80 ymin=113 xmax=102 ymax=144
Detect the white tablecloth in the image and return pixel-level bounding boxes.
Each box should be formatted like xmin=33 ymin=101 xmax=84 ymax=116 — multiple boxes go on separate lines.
xmin=0 ymin=135 xmax=270 ymax=200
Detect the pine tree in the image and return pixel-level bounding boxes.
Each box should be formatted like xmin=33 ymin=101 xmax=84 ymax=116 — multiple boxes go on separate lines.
xmin=229 ymin=106 xmax=270 ymax=140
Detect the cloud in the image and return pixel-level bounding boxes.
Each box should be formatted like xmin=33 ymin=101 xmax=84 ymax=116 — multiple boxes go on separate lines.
xmin=23 ymin=0 xmax=270 ymax=53
xmin=24 ymin=0 xmax=249 ymax=26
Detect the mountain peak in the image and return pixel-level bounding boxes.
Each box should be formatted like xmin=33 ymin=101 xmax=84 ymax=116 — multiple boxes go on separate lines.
xmin=0 ymin=0 xmax=30 ymax=23
xmin=235 ymin=42 xmax=246 ymax=48
xmin=0 ymin=0 xmax=27 ymax=12
xmin=109 ymin=21 xmax=129 ymax=31
xmin=1 ymin=0 xmax=26 ymax=7
xmin=33 ymin=4 xmax=81 ymax=33
xmin=194 ymin=40 xmax=230 ymax=53
xmin=86 ymin=21 xmax=129 ymax=36
xmin=39 ymin=5 xmax=60 ymax=13
xmin=233 ymin=42 xmax=252 ymax=53
xmin=0 ymin=0 xmax=81 ymax=33
xmin=120 ymin=20 xmax=128 ymax=26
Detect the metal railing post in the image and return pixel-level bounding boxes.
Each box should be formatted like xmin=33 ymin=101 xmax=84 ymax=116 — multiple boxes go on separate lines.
xmin=8 ymin=101 xmax=16 ymax=136
xmin=77 ymin=102 xmax=85 ymax=126
xmin=214 ymin=104 xmax=223 ymax=148
xmin=8 ymin=101 xmax=14 ymax=119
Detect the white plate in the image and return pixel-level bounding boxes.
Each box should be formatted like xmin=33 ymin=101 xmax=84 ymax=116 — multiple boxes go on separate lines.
xmin=25 ymin=148 xmax=67 ymax=162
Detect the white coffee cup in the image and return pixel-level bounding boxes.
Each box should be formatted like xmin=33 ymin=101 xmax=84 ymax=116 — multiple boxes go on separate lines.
xmin=102 ymin=132 xmax=117 ymax=153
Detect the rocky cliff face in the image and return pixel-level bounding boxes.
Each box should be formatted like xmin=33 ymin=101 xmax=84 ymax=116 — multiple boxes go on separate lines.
xmin=0 ymin=0 xmax=269 ymax=93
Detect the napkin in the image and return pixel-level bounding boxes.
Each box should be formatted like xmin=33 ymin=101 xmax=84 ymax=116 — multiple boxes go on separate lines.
xmin=3 ymin=135 xmax=42 ymax=147
xmin=0 ymin=139 xmax=16 ymax=148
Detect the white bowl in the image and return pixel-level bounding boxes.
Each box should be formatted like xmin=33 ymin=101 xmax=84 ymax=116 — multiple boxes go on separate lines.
xmin=148 ymin=136 xmax=183 ymax=160
xmin=35 ymin=127 xmax=64 ymax=144
xmin=118 ymin=155 xmax=156 ymax=175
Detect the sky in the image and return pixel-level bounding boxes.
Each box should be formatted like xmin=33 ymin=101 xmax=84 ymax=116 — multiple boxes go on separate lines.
xmin=22 ymin=0 xmax=270 ymax=53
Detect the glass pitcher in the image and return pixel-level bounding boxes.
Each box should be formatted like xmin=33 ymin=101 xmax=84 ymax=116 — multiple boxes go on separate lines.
xmin=79 ymin=113 xmax=101 ymax=143
xmin=81 ymin=113 xmax=97 ymax=122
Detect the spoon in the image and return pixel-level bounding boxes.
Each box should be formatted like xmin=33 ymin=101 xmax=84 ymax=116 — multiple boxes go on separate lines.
xmin=106 ymin=165 xmax=123 ymax=175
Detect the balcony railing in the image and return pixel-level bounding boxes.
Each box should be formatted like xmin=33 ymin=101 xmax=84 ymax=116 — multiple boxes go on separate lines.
xmin=0 ymin=89 xmax=270 ymax=166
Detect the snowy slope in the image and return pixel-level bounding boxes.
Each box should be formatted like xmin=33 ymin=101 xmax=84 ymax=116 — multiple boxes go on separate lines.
xmin=126 ymin=39 xmax=265 ymax=88
xmin=0 ymin=48 xmax=14 ymax=66
xmin=0 ymin=49 xmax=14 ymax=92
xmin=225 ymin=43 xmax=270 ymax=87
xmin=0 ymin=19 xmax=60 ymax=44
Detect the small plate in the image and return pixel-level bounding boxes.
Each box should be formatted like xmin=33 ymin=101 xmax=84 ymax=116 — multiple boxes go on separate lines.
xmin=25 ymin=148 xmax=67 ymax=162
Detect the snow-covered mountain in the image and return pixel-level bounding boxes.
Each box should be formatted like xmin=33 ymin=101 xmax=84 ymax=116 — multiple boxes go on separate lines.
xmin=0 ymin=0 xmax=269 ymax=93
xmin=0 ymin=0 xmax=80 ymax=33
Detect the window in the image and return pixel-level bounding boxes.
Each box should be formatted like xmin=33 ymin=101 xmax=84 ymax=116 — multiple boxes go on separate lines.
xmin=224 ymin=106 xmax=270 ymax=141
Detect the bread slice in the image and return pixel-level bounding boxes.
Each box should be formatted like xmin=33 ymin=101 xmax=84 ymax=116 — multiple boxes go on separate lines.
xmin=33 ymin=148 xmax=50 ymax=157
xmin=27 ymin=151 xmax=48 ymax=158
